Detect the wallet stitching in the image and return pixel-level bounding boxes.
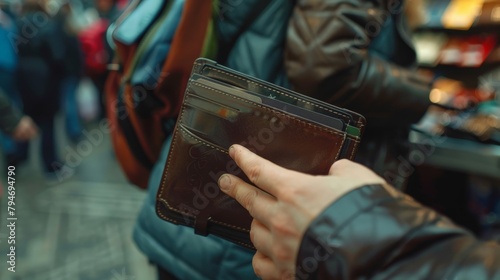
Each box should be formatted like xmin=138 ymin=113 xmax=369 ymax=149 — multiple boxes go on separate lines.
xmin=157 ymin=131 xmax=182 ymax=221
xmin=157 ymin=92 xmax=190 ymax=222
xmin=179 ymin=125 xmax=228 ymax=154
xmin=350 ymin=140 xmax=359 ymax=160
xmin=157 ymin=104 xmax=252 ymax=233
xmin=156 ymin=201 xmax=180 ymax=224
xmin=192 ymin=82 xmax=348 ymax=138
xmin=208 ymin=68 xmax=365 ymax=127
xmin=212 ymin=220 xmax=250 ymax=234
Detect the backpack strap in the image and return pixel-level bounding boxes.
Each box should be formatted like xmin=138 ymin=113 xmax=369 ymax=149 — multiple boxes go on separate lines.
xmin=155 ymin=0 xmax=214 ymax=118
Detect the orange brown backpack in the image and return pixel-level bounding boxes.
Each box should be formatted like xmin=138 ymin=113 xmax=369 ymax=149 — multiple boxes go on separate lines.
xmin=105 ymin=0 xmax=216 ymax=188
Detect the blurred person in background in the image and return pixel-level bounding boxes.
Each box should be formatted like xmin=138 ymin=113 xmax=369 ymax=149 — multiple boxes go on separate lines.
xmin=55 ymin=0 xmax=85 ymax=142
xmin=0 ymin=88 xmax=37 ymax=197
xmin=79 ymin=0 xmax=122 ymax=117
xmin=15 ymin=0 xmax=65 ymax=178
xmin=0 ymin=5 xmax=17 ymax=96
xmin=0 ymin=5 xmax=28 ymax=166
xmin=94 ymin=0 xmax=120 ymax=21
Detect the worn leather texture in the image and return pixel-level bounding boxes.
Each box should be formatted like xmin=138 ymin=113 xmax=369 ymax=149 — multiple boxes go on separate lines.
xmin=297 ymin=184 xmax=500 ymax=279
xmin=155 ymin=58 xmax=365 ymax=248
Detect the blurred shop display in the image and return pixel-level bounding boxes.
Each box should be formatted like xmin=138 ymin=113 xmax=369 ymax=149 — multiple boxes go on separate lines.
xmin=420 ymin=102 xmax=500 ymax=144
xmin=414 ymin=0 xmax=500 ymax=87
xmin=411 ymin=0 xmax=500 ymax=239
xmin=414 ymin=34 xmax=498 ymax=67
xmin=480 ymin=67 xmax=500 ymax=99
xmin=413 ymin=0 xmax=500 ymax=140
xmin=413 ymin=0 xmax=500 ymax=143
xmin=422 ymin=0 xmax=500 ymax=30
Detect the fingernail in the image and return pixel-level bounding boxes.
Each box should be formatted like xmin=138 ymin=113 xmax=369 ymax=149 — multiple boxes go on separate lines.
xmin=218 ymin=174 xmax=232 ymax=192
xmin=228 ymin=145 xmax=236 ymax=157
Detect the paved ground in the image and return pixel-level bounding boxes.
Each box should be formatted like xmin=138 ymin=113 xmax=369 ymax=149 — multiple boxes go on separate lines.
xmin=0 ymin=116 xmax=156 ymax=280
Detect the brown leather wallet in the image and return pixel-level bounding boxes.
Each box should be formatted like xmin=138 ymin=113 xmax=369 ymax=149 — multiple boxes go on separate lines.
xmin=155 ymin=58 xmax=365 ymax=249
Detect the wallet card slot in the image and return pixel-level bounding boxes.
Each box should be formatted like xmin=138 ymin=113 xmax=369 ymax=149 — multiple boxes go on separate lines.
xmin=180 ymin=95 xmax=241 ymax=149
xmin=190 ymin=75 xmax=350 ymax=134
xmin=187 ymin=80 xmax=255 ymax=115
xmin=199 ymin=63 xmax=363 ymax=128
xmin=178 ymin=124 xmax=228 ymax=152
xmin=187 ymin=80 xmax=352 ymax=138
xmin=178 ymin=82 xmax=349 ymax=170
xmin=184 ymin=93 xmax=240 ymax=122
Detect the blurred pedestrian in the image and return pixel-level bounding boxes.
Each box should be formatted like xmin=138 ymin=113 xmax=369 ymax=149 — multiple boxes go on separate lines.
xmin=0 ymin=88 xmax=37 ymax=197
xmin=79 ymin=0 xmax=122 ymax=117
xmin=56 ymin=1 xmax=85 ymax=142
xmin=15 ymin=0 xmax=65 ymax=177
xmin=0 ymin=6 xmax=29 ymax=166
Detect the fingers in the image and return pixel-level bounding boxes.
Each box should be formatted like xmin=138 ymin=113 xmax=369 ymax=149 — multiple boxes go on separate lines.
xmin=253 ymin=251 xmax=296 ymax=280
xmin=328 ymin=159 xmax=386 ymax=185
xmin=228 ymin=144 xmax=299 ymax=197
xmin=219 ymin=173 xmax=275 ymax=228
xmin=250 ymin=220 xmax=273 ymax=257
xmin=253 ymin=251 xmax=281 ymax=280
xmin=327 ymin=159 xmax=358 ymax=175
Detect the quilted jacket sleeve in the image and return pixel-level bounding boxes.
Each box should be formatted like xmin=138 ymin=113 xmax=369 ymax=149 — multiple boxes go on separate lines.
xmin=285 ymin=0 xmax=433 ymax=127
xmin=296 ymin=184 xmax=500 ymax=280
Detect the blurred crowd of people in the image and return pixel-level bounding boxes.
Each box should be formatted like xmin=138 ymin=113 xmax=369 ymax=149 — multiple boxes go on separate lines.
xmin=0 ymin=0 xmax=124 ymax=180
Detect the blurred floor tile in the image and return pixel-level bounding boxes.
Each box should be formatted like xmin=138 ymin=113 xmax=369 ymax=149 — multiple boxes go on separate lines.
xmin=0 ymin=116 xmax=156 ymax=280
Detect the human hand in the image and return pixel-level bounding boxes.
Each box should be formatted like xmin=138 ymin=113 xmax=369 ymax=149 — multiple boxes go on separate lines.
xmin=218 ymin=144 xmax=385 ymax=279
xmin=11 ymin=116 xmax=38 ymax=141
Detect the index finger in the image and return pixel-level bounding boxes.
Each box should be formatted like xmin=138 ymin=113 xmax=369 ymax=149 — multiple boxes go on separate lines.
xmin=229 ymin=144 xmax=299 ymax=197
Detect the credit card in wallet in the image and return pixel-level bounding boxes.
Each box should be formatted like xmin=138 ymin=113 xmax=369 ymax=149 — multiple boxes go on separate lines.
xmin=191 ymin=75 xmax=346 ymax=133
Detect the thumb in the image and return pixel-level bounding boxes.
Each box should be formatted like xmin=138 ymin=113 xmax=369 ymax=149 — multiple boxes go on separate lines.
xmin=328 ymin=159 xmax=358 ymax=176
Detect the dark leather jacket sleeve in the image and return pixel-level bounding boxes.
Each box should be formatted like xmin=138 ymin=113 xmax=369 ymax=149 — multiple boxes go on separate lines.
xmin=296 ymin=184 xmax=500 ymax=279
xmin=285 ymin=0 xmax=433 ymax=127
